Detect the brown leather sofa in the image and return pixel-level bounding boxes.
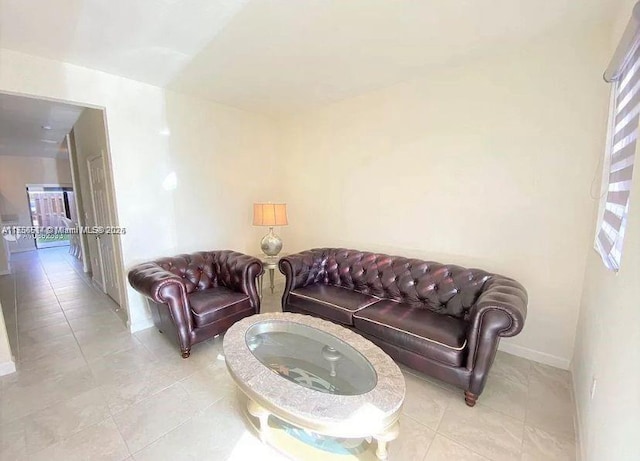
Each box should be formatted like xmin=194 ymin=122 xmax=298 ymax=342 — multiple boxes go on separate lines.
xmin=279 ymin=248 xmax=527 ymax=406
xmin=128 ymin=251 xmax=263 ymax=358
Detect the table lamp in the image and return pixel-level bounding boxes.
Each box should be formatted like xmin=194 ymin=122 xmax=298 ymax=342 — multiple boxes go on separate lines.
xmin=253 ymin=203 xmax=288 ymax=256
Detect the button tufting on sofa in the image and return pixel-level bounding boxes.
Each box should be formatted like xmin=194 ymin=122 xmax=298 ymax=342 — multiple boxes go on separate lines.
xmin=278 ymin=247 xmax=527 ymax=407
xmin=128 ymin=250 xmax=263 ymax=359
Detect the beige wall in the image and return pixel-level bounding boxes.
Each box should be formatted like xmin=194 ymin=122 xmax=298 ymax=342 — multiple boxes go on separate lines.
xmin=0 ymin=49 xmax=280 ymax=331
xmin=0 ymin=239 xmax=8 ymax=275
xmin=572 ymin=1 xmax=640 ymax=459
xmin=0 ymin=300 xmax=15 ymax=376
xmin=278 ymin=22 xmax=611 ymax=368
xmin=0 ymin=155 xmax=73 ymax=252
xmin=162 ymin=90 xmax=281 ymax=254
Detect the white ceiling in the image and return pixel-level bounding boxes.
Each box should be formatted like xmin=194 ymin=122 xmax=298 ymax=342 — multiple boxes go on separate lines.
xmin=0 ymin=93 xmax=84 ymax=158
xmin=0 ymin=0 xmax=250 ymax=87
xmin=168 ymin=0 xmax=619 ymax=114
xmin=0 ymin=0 xmax=621 ymax=115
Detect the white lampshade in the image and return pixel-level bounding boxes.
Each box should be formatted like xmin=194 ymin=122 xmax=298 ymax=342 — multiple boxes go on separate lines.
xmin=253 ymin=203 xmax=288 ymax=226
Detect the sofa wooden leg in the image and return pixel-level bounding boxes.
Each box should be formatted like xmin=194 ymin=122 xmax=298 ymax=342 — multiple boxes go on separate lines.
xmin=181 ymin=349 xmax=191 ymax=359
xmin=464 ymin=391 xmax=478 ymax=407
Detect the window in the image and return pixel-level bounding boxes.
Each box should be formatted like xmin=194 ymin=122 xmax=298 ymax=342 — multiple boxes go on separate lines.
xmin=597 ymin=40 xmax=639 ymax=271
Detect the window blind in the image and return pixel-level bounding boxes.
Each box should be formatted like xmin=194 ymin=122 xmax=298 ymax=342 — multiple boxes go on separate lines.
xmin=597 ymin=41 xmax=640 ymax=270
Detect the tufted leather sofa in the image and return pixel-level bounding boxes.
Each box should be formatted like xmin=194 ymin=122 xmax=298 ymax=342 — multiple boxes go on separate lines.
xmin=128 ymin=251 xmax=263 ymax=358
xmin=279 ymin=248 xmax=527 ymax=406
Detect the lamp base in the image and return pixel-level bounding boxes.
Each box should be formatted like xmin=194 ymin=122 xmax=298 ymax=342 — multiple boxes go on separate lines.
xmin=260 ymin=227 xmax=283 ymax=257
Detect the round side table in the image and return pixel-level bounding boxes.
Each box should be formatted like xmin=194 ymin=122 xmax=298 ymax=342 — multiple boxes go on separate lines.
xmin=255 ymin=254 xmax=285 ymax=297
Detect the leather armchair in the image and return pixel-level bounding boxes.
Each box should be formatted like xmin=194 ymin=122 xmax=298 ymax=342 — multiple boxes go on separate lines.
xmin=128 ymin=250 xmax=263 ymax=358
xmin=279 ymin=248 xmax=527 ymax=406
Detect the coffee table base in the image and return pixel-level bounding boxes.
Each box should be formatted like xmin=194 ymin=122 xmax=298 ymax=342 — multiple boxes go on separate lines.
xmin=247 ymin=398 xmax=271 ymax=443
xmin=244 ymin=395 xmax=399 ymax=460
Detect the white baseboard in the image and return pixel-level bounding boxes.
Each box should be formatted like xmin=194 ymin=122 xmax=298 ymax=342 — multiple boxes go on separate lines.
xmin=498 ymin=342 xmax=571 ymax=370
xmin=0 ymin=269 xmax=10 ymax=276
xmin=0 ymin=360 xmax=16 ymax=376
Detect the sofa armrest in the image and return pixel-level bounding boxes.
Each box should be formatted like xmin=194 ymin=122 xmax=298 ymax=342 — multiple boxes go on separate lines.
xmin=214 ymin=252 xmax=263 ymax=312
xmin=128 ymin=262 xmax=186 ymax=304
xmin=465 ymin=276 xmax=527 ymax=393
xmin=128 ymin=262 xmax=194 ymax=333
xmin=469 ymin=277 xmax=527 ymax=338
xmin=279 ymin=250 xmax=327 ymax=305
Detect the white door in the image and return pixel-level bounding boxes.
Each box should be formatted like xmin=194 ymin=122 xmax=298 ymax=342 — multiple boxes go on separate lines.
xmin=87 ymin=153 xmax=120 ymax=304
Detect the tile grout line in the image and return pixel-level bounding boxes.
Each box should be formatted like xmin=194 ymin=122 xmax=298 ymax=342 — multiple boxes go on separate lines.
xmin=396 ymin=412 xmax=437 ymax=460
xmin=97 ymin=340 xmax=164 ymax=459
xmin=430 ymin=409 xmax=500 ymax=461
xmin=473 ymin=399 xmax=526 ymax=423
xmin=519 ymin=362 xmax=533 ymax=457
xmin=426 ymin=432 xmax=492 ymax=461
xmin=407 ymin=361 xmax=534 ymax=424
xmin=1 ymin=253 xmax=114 ymax=454
xmin=25 ymin=414 xmax=117 ymax=458
xmin=9 ymin=268 xmax=20 ymax=363
xmin=32 ymin=251 xmax=134 ymax=458
xmin=114 ymin=381 xmax=208 ymax=457
xmin=13 ymin=257 xmax=64 ymax=365
xmin=38 ymin=249 xmax=126 ymax=357
xmin=37 ymin=250 xmax=95 ymax=372
xmin=400 ymin=377 xmax=488 ymax=459
xmin=3 ymin=251 xmax=181 ymax=458
xmin=94 ymin=334 xmax=225 ymax=455
xmin=57 ymin=250 xmax=126 ymax=322
xmin=410 ymin=359 xmax=532 ymax=460
xmin=126 ymin=395 xmax=227 ymax=458
xmin=520 ymin=362 xmax=579 ymax=454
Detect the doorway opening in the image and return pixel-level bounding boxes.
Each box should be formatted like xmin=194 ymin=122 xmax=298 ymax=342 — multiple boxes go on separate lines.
xmin=26 ymin=185 xmax=76 ymax=249
xmin=0 ymin=92 xmax=128 ymax=325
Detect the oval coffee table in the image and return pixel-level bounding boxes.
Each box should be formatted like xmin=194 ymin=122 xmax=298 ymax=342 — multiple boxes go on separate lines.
xmin=223 ymin=312 xmax=405 ymax=460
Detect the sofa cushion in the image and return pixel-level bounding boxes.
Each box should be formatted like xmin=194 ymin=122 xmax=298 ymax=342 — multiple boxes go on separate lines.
xmin=188 ymin=287 xmax=252 ymax=328
xmin=289 ymin=284 xmax=381 ymax=325
xmin=353 ymin=300 xmax=467 ymax=367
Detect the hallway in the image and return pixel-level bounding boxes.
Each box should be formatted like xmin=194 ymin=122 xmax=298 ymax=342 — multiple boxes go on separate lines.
xmin=0 ymin=248 xmax=125 ymax=366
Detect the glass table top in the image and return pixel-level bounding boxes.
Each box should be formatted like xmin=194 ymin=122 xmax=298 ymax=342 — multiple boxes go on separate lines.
xmin=246 ymin=320 xmax=378 ymax=396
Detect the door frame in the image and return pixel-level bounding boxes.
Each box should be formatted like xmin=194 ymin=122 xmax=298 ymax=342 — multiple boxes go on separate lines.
xmin=2 ymin=90 xmax=130 ymax=327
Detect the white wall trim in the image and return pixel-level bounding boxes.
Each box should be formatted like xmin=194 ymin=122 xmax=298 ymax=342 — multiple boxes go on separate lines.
xmin=498 ymin=341 xmax=571 ymax=369
xmin=571 ymin=361 xmax=586 ymax=461
xmin=0 ymin=269 xmax=10 ymax=276
xmin=0 ymin=359 xmax=16 ymax=376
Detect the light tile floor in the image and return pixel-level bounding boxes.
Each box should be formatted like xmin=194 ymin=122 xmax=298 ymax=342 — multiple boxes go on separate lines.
xmin=0 ymin=248 xmax=577 ymax=460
